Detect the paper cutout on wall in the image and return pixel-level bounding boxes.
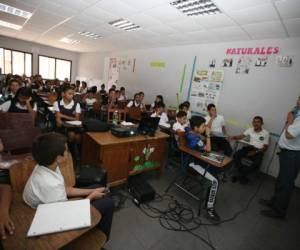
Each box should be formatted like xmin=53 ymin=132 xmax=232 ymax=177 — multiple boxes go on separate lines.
xmin=255 ymin=56 xmax=268 ymax=67
xmin=276 ymin=56 xmax=293 ymax=67
xmin=222 ymin=58 xmax=233 ymax=67
xmin=108 ymin=58 xmax=119 ymax=85
xmin=236 ymin=56 xmax=252 ymax=74
xmin=209 ymin=59 xmax=216 ymax=68
xmin=150 ymin=61 xmax=165 ymax=68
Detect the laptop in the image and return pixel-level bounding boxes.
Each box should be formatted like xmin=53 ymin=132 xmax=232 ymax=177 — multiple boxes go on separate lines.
xmin=138 ymin=117 xmax=160 ymax=136
xmin=27 ymin=199 xmax=91 ymax=237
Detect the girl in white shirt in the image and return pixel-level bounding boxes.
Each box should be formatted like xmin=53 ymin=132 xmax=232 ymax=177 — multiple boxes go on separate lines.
xmin=151 ymin=102 xmax=170 ymax=128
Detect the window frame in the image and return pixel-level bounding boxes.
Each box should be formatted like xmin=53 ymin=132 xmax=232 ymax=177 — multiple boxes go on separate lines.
xmin=0 ymin=47 xmax=33 ymax=76
xmin=38 ymin=54 xmax=72 ymax=81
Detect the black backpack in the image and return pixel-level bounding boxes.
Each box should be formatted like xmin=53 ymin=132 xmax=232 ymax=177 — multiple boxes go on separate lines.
xmin=82 ymin=118 xmax=110 ymax=132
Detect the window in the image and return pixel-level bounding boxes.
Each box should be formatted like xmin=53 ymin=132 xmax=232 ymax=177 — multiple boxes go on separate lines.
xmin=38 ymin=55 xmax=71 ymax=81
xmin=0 ymin=48 xmax=32 ymax=75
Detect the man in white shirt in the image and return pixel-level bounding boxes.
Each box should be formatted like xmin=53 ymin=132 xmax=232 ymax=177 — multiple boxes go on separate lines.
xmin=23 ymin=133 xmax=114 ymax=240
xmin=260 ymin=97 xmax=300 ymax=218
xmin=205 ymin=104 xmax=232 ymax=156
xmin=151 ymin=102 xmax=170 ymax=128
xmin=229 ymin=116 xmax=269 ymax=184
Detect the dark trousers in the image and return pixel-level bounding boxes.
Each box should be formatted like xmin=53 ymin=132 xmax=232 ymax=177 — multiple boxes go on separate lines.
xmin=83 ymin=184 xmax=115 ymax=240
xmin=272 ymin=150 xmax=300 ymax=215
xmin=233 ymin=146 xmax=264 ymax=177
xmin=211 ymin=136 xmax=233 ymax=156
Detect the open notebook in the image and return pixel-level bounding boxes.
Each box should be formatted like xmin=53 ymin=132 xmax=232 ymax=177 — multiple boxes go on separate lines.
xmin=27 ymin=199 xmax=91 ymax=237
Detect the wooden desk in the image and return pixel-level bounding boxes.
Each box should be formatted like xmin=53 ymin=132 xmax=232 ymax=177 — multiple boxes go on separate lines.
xmin=81 ymin=131 xmax=169 ymax=186
xmin=2 ymin=195 xmax=101 ymax=250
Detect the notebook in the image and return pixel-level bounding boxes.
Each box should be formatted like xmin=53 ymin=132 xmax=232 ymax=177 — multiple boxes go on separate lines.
xmin=27 ymin=199 xmax=91 ymax=237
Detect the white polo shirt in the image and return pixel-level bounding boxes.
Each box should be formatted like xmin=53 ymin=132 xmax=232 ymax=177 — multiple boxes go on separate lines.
xmin=173 ymin=121 xmax=188 ymax=132
xmin=53 ymin=99 xmax=81 ymax=114
xmin=151 ymin=112 xmax=170 ymax=128
xmin=23 ymin=165 xmax=67 ymax=208
xmin=205 ymin=115 xmax=225 ymax=134
xmin=279 ymin=117 xmax=300 ymax=151
xmin=85 ymin=98 xmax=97 ymax=106
xmin=0 ymin=100 xmax=37 ymax=112
xmin=243 ymin=127 xmax=270 ymax=149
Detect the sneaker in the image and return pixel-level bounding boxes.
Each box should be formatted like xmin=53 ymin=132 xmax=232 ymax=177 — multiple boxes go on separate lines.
xmin=259 ymin=199 xmax=273 ymax=208
xmin=260 ymin=209 xmax=285 ymax=219
xmin=206 ymin=208 xmax=221 ymax=222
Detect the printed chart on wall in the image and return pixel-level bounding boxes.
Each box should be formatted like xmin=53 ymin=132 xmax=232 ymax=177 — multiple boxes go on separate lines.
xmin=189 ymin=69 xmax=224 ymax=114
xmin=108 ymin=58 xmax=119 ymax=85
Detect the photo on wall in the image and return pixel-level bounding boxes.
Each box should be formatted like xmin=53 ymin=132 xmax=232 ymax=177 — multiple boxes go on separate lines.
xmin=235 ymin=56 xmax=252 ymax=74
xmin=222 ymin=58 xmax=233 ymax=67
xmin=255 ymin=56 xmax=268 ymax=67
xmin=276 ymin=56 xmax=293 ymax=67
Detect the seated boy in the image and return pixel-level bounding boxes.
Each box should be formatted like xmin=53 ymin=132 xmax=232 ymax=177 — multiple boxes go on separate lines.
xmin=23 ymin=133 xmax=114 ymax=240
xmin=151 ymin=102 xmax=170 ymax=128
xmin=185 ymin=116 xmax=220 ymax=221
xmin=178 ymin=102 xmax=192 ymax=120
xmin=229 ymin=116 xmax=269 ymax=184
xmin=205 ymin=104 xmax=232 ymax=156
xmin=173 ymin=111 xmax=188 ymax=132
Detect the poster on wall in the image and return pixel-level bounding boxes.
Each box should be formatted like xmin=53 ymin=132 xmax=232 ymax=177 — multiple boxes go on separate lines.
xmin=276 ymin=56 xmax=293 ymax=67
xmin=255 ymin=56 xmax=268 ymax=67
xmin=235 ymin=56 xmax=252 ymax=74
xmin=189 ymin=69 xmax=224 ymax=114
xmin=222 ymin=58 xmax=233 ymax=67
xmin=108 ymin=58 xmax=119 ymax=85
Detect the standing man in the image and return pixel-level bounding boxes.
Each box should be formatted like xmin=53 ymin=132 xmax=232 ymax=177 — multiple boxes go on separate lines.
xmin=260 ymin=96 xmax=300 ymax=218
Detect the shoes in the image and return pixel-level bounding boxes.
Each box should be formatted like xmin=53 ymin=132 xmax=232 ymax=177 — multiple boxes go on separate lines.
xmin=260 ymin=209 xmax=285 ymax=219
xmin=206 ymin=208 xmax=221 ymax=222
xmin=259 ymin=199 xmax=273 ymax=208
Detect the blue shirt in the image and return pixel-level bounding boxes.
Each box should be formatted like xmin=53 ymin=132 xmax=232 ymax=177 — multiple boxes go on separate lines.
xmin=185 ymin=127 xmax=205 ymax=151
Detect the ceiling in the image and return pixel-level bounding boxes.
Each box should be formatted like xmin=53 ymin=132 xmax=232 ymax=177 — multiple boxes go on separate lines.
xmin=0 ymin=0 xmax=299 ymax=53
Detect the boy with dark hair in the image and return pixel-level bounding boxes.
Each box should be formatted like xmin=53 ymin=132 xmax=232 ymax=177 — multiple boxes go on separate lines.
xmin=118 ymin=87 xmax=127 ymax=101
xmin=178 ymin=102 xmax=191 ymax=119
xmin=23 ymin=133 xmax=114 ymax=240
xmin=229 ymin=116 xmax=269 ymax=184
xmin=151 ymin=102 xmax=170 ymax=128
xmin=185 ymin=116 xmax=220 ymax=221
xmin=205 ymin=103 xmax=232 ymax=156
xmin=173 ymin=111 xmax=188 ymax=132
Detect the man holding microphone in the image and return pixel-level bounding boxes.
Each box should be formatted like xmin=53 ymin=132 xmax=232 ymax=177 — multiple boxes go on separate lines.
xmin=260 ymin=96 xmax=300 ymax=218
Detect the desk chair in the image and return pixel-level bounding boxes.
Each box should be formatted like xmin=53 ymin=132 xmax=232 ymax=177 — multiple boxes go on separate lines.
xmin=107 ymin=108 xmax=127 ymax=123
xmin=3 ymin=153 xmax=106 ymax=250
xmin=0 ymin=113 xmax=34 ymax=129
xmin=126 ymin=107 xmax=142 ymax=122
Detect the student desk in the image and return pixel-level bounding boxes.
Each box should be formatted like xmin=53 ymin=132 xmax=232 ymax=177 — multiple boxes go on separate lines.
xmin=81 ymin=131 xmax=169 ymax=186
xmin=2 ymin=195 xmax=101 ymax=250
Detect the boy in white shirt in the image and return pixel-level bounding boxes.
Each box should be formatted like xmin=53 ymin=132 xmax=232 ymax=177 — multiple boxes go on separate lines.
xmin=23 ymin=133 xmax=114 ymax=240
xmin=205 ymin=104 xmax=232 ymax=156
xmin=173 ymin=111 xmax=188 ymax=132
xmin=151 ymin=102 xmax=170 ymax=128
xmin=229 ymin=116 xmax=269 ymax=184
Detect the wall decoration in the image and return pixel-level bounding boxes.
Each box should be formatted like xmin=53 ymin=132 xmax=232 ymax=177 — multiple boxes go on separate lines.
xmin=235 ymin=56 xmax=252 ymax=74
xmin=131 ymin=145 xmax=159 ymax=171
xmin=150 ymin=61 xmax=165 ymax=68
xmin=108 ymin=58 xmax=119 ymax=85
xmin=255 ymin=56 xmax=268 ymax=67
xmin=177 ymin=64 xmax=187 ymax=105
xmin=226 ymin=46 xmax=280 ymax=55
xmin=222 ymin=58 xmax=233 ymax=67
xmin=209 ymin=59 xmax=216 ymax=68
xmin=189 ymin=69 xmax=224 ymax=114
xmin=276 ymin=56 xmax=293 ymax=67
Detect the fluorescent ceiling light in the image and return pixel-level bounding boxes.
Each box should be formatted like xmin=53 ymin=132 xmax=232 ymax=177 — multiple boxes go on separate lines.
xmin=0 ymin=20 xmax=22 ymax=30
xmin=60 ymin=37 xmax=80 ymax=45
xmin=108 ymin=18 xmax=141 ymax=32
xmin=0 ymin=3 xmax=32 ymax=19
xmin=78 ymin=31 xmax=102 ymax=39
xmin=170 ymin=0 xmax=221 ymax=16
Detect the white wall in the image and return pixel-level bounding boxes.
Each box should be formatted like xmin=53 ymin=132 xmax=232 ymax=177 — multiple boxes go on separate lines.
xmin=0 ymin=35 xmax=79 ymax=81
xmin=77 ymin=37 xmax=300 ymax=186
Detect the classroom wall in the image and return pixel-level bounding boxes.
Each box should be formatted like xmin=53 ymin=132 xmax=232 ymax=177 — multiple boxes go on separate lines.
xmin=102 ymin=37 xmax=300 ymax=186
xmin=0 ymin=35 xmax=79 ymax=81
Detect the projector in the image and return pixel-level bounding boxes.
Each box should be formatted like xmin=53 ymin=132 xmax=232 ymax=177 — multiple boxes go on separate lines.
xmin=111 ymin=126 xmax=138 ymax=138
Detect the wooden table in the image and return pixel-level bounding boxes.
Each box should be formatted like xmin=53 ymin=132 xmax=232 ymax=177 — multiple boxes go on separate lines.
xmin=81 ymin=130 xmax=169 ymax=186
xmin=2 ymin=195 xmax=101 ymax=250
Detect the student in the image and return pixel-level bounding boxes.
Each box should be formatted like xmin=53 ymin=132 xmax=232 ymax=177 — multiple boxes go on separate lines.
xmin=205 ymin=104 xmax=232 ymax=156
xmin=126 ymin=93 xmax=144 ymax=110
xmin=151 ymin=102 xmax=170 ymax=128
xmin=2 ymin=79 xmax=21 ymax=101
xmin=173 ymin=111 xmax=188 ymax=132
xmin=83 ymin=89 xmax=97 ymax=110
xmin=23 ymin=133 xmax=114 ymax=240
xmin=151 ymin=95 xmax=164 ymax=109
xmin=185 ymin=116 xmax=220 ymax=221
xmin=229 ymin=116 xmax=269 ymax=184
xmin=178 ymin=102 xmax=192 ymax=120
xmin=0 ymin=139 xmax=15 ymax=240
xmin=75 ymin=80 xmax=81 ymax=92
xmin=79 ymin=81 xmax=88 ymax=94
xmin=118 ymin=87 xmax=127 ymax=101
xmin=99 ymin=84 xmax=107 ymax=96
xmin=108 ymin=88 xmax=118 ymax=109
xmin=139 ymin=91 xmax=145 ymax=110
xmin=0 ymin=87 xmax=37 ymax=120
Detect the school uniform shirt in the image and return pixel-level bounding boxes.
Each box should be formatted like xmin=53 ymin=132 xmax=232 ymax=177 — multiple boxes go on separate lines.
xmin=151 ymin=112 xmax=170 ymax=128
xmin=173 ymin=121 xmax=188 ymax=132
xmin=185 ymin=127 xmax=205 ymax=151
xmin=205 ymin=115 xmax=225 ymax=134
xmin=0 ymin=100 xmax=37 ymax=112
xmin=118 ymin=94 xmax=127 ymax=101
xmin=23 ymin=165 xmax=67 ymax=208
xmin=278 ymin=116 xmax=300 ymax=151
xmin=243 ymin=127 xmax=270 ymax=149
xmin=176 ymin=109 xmax=192 ymax=120
xmin=53 ymin=99 xmax=81 ymax=114
xmin=85 ymin=97 xmax=97 ymax=106
xmin=126 ymin=100 xmax=144 ymax=109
